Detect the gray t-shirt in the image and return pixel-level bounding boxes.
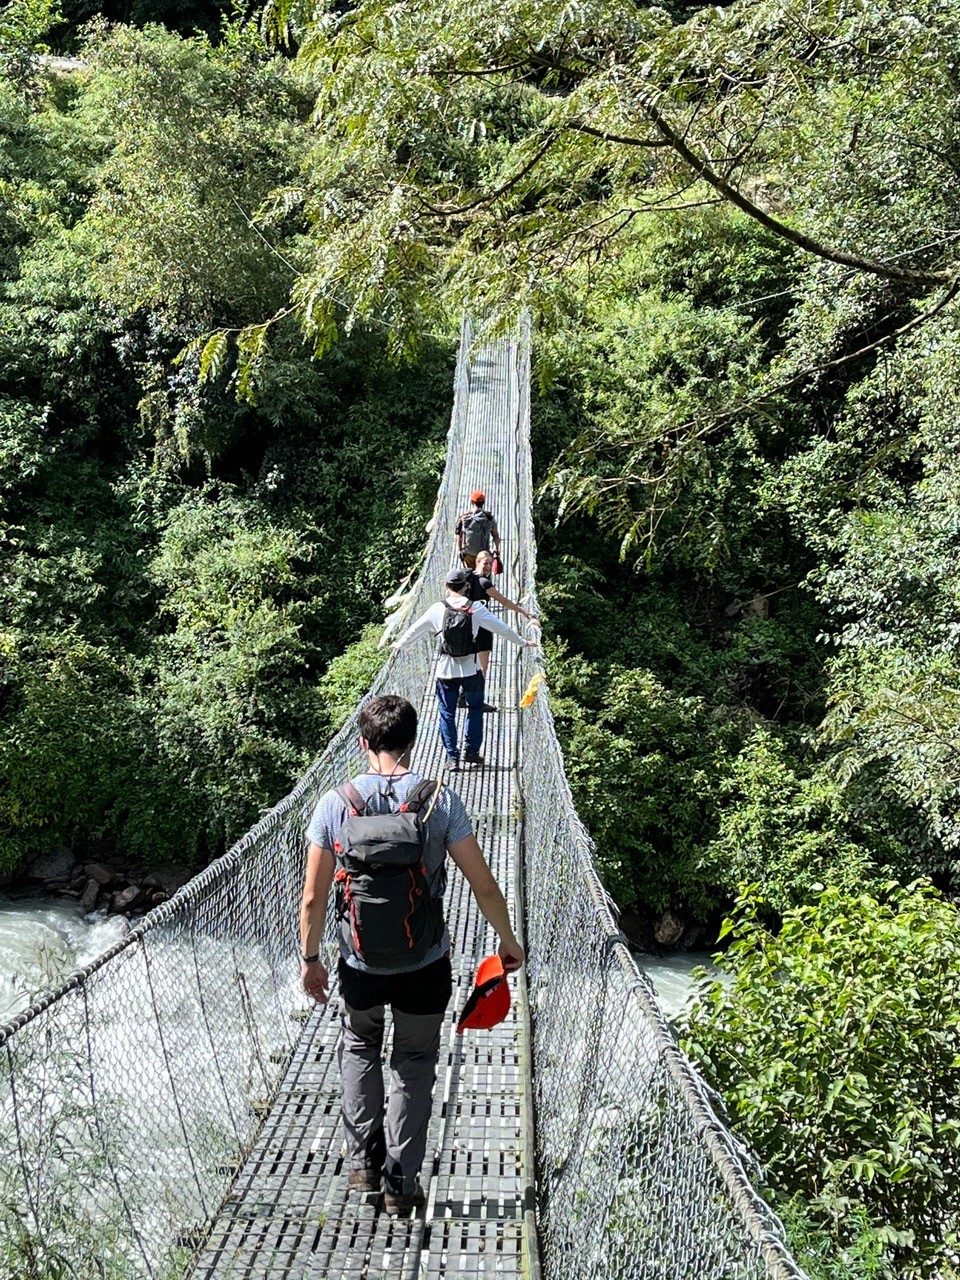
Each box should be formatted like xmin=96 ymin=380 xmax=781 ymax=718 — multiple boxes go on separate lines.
xmin=306 ymin=771 xmax=473 ymax=974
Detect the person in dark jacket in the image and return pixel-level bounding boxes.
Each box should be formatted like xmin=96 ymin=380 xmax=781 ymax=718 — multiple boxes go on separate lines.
xmin=455 ymin=490 xmax=501 ymax=568
xmin=459 ymin=550 xmax=540 ymax=711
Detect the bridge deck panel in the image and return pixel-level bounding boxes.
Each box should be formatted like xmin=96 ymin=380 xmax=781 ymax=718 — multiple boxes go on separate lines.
xmin=190 ymin=339 xmax=533 ymax=1280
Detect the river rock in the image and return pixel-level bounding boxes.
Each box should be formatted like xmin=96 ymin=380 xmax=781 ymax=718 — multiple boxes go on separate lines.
xmin=111 ymin=884 xmax=144 ymax=914
xmin=654 ymin=910 xmax=685 ymax=947
xmin=680 ymin=921 xmax=706 ymax=950
xmin=616 ymin=906 xmax=652 ymax=950
xmin=28 ymin=845 xmax=75 ymax=881
xmin=80 ymin=878 xmax=101 ymax=913
xmin=84 ymin=862 xmax=115 ymax=886
xmin=143 ymin=867 xmax=191 ymax=895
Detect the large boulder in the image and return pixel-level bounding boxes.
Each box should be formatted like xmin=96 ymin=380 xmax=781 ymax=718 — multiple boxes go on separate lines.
xmin=111 ymin=885 xmax=144 ymax=914
xmin=27 ymin=846 xmax=75 ymax=882
xmin=83 ymin=863 xmax=115 ymax=886
xmin=654 ymin=910 xmax=686 ymax=947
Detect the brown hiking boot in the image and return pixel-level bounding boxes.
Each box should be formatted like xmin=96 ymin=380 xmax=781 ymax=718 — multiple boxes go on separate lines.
xmin=383 ymin=1182 xmax=426 ymax=1216
xmin=347 ymin=1168 xmax=381 ymax=1194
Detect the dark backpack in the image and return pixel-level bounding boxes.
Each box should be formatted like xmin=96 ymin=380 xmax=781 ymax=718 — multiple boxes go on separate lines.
xmin=439 ymin=602 xmax=476 ymax=657
xmin=459 ymin=509 xmax=494 ymax=556
xmin=333 ymin=780 xmax=445 ymax=970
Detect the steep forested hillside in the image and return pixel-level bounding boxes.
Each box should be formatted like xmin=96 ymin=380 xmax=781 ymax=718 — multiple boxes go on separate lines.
xmin=0 ymin=14 xmax=452 ymax=870
xmin=5 ymin=0 xmax=960 ymax=1273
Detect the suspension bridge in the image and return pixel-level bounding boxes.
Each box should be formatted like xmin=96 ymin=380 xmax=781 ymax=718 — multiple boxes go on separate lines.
xmin=0 ymin=323 xmax=806 ymax=1280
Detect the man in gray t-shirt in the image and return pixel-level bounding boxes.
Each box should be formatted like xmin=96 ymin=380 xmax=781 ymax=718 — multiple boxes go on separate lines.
xmin=299 ymin=695 xmax=524 ymax=1217
xmin=307 ymin=770 xmax=472 ymax=975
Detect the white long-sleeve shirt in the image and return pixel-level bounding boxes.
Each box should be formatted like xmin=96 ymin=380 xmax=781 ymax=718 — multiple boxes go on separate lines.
xmin=395 ymin=595 xmax=526 ymax=680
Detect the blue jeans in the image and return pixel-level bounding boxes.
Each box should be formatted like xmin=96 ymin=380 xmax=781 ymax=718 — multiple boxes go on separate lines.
xmin=436 ymin=673 xmax=484 ymax=759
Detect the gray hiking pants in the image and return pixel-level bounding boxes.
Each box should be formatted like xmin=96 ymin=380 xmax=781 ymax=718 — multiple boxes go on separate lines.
xmin=339 ymin=1001 xmax=445 ymax=1195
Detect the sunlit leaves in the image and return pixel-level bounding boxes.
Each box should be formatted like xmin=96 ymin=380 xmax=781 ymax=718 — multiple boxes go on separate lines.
xmin=684 ymin=883 xmax=960 ymax=1276
xmin=78 ymin=21 xmax=305 ymax=323
xmin=277 ymin=0 xmax=960 ymax=362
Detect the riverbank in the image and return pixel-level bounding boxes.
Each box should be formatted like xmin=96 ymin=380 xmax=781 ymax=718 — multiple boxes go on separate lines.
xmin=8 ymin=847 xmax=193 ymax=918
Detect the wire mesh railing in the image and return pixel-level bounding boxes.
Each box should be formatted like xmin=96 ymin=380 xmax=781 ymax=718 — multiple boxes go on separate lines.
xmin=510 ymin=324 xmax=805 ymax=1280
xmin=0 ymin=317 xmax=805 ymax=1280
xmin=0 ymin=322 xmax=476 ymax=1280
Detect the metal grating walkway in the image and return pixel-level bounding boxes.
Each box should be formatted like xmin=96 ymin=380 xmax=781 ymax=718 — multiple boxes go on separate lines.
xmin=191 ymin=338 xmax=538 ymax=1280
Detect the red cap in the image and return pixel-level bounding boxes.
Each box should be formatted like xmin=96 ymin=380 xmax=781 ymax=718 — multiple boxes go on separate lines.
xmin=470 ymin=490 xmax=485 ymax=504
xmin=456 ymin=955 xmax=510 ymax=1033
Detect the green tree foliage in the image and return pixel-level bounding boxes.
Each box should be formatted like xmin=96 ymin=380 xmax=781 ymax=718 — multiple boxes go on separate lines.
xmin=79 ymin=19 xmax=305 ymax=323
xmin=270 ymin=0 xmax=960 ymax=353
xmin=701 ymin=729 xmax=915 ymax=915
xmin=765 ymin=311 xmax=960 ymax=882
xmin=0 ymin=21 xmax=453 ymax=873
xmin=527 ymin=213 xmax=921 ymax=920
xmin=683 ymin=884 xmax=960 ymax=1278
xmin=547 ymin=643 xmax=732 ymax=913
xmin=315 ymin=623 xmax=387 ymax=733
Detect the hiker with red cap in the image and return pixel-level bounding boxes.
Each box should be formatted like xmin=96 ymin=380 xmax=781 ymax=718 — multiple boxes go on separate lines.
xmin=456 ymin=490 xmax=501 ymax=570
xmin=299 ymin=695 xmax=524 ymax=1217
xmin=391 ymin=567 xmax=537 ymax=769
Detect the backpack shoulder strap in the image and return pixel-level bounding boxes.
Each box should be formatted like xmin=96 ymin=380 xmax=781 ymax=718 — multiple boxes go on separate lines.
xmin=399 ymin=779 xmax=441 ymax=817
xmin=336 ymin=782 xmax=367 ymax=816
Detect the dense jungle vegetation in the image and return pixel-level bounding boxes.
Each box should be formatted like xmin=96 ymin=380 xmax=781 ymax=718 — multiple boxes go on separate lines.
xmin=4 ymin=0 xmax=960 ymax=1273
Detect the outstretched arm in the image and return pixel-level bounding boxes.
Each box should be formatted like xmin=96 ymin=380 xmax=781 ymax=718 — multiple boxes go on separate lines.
xmin=447 ymin=834 xmax=524 ymax=971
xmin=393 ymin=604 xmax=441 ymax=650
xmin=300 ymin=842 xmax=335 ymax=1002
xmin=469 ymin=600 xmax=530 ymax=647
xmin=486 ymin=584 xmax=539 ymax=624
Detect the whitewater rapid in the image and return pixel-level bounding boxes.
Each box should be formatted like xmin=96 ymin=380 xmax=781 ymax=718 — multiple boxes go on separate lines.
xmin=0 ymin=897 xmax=128 ymax=1024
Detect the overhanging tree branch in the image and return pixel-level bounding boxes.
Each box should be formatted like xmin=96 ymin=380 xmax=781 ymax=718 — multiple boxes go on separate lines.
xmin=567 ymin=120 xmax=668 ymax=148
xmin=416 ymin=130 xmax=560 ymax=218
xmin=554 ymin=280 xmax=960 ymax=537
xmin=641 ymin=96 xmax=955 ymax=286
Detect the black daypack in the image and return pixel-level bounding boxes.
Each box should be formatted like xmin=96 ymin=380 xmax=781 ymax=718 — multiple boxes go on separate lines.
xmin=439 ymin=602 xmax=476 ymax=657
xmin=333 ymin=781 xmax=445 ymax=970
xmin=459 ymin=509 xmax=494 ymax=556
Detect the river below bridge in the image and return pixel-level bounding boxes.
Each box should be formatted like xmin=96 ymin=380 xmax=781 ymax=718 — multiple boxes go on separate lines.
xmin=0 ymin=896 xmax=128 ymax=1023
xmin=0 ymin=897 xmax=713 ymax=1025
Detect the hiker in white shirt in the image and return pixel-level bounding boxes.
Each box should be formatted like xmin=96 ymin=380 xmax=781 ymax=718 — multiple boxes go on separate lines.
xmin=392 ymin=567 xmax=535 ymax=770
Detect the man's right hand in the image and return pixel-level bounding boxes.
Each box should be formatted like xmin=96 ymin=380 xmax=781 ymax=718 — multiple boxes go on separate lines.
xmin=498 ymin=938 xmax=525 ymax=973
xmin=301 ymin=960 xmax=329 ymax=1003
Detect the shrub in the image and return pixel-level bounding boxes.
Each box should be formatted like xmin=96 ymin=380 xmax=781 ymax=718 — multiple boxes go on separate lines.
xmin=700 ymin=728 xmax=911 ymax=915
xmin=682 ymin=883 xmax=960 ymax=1278
xmin=547 ymin=642 xmax=742 ymax=913
xmin=315 ymin=624 xmax=387 ymax=736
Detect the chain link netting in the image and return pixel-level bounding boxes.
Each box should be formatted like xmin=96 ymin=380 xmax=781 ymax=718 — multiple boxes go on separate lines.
xmin=0 ymin=318 xmax=805 ymax=1280
xmin=511 ymin=325 xmax=805 ymax=1280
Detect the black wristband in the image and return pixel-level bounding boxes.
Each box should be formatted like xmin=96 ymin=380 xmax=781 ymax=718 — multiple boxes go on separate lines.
xmin=301 ymin=952 xmax=320 ymax=964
